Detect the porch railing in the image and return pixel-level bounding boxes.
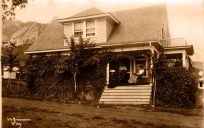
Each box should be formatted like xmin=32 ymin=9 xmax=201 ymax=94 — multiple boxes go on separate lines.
xmin=160 ymin=38 xmax=188 ymax=47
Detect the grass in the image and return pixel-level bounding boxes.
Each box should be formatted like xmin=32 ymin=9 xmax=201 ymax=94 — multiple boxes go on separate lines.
xmin=2 ymin=98 xmax=203 ymax=128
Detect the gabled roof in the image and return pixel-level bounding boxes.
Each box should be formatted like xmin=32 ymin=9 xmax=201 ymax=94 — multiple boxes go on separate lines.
xmin=68 ymin=7 xmax=105 ymax=19
xmin=58 ymin=7 xmax=119 ymax=24
xmin=26 ymin=4 xmax=168 ymax=54
xmin=107 ymin=4 xmax=168 ymax=44
xmin=25 ymin=20 xmax=66 ymax=53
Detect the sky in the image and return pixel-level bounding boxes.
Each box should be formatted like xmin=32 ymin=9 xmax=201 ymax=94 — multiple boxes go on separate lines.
xmin=14 ymin=0 xmax=204 ymax=62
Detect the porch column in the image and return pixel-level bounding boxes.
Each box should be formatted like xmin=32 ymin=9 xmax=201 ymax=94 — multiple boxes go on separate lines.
xmin=150 ymin=49 xmax=154 ymax=83
xmin=150 ymin=49 xmax=154 ymax=69
xmin=106 ymin=63 xmax=109 ymax=85
xmin=130 ymin=59 xmax=132 ymax=77
xmin=182 ymin=52 xmax=187 ymax=67
xmin=133 ymin=58 xmax=136 ymax=73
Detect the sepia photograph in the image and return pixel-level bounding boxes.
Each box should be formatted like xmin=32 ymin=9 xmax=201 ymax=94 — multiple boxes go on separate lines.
xmin=1 ymin=0 xmax=204 ymax=127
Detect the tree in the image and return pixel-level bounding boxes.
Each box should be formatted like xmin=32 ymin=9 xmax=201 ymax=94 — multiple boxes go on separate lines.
xmin=2 ymin=0 xmax=28 ymax=22
xmin=2 ymin=42 xmax=21 ymax=89
xmin=67 ymin=36 xmax=95 ymax=93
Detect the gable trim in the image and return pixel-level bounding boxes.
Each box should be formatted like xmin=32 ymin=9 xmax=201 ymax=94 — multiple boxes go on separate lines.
xmin=57 ymin=13 xmax=120 ymax=24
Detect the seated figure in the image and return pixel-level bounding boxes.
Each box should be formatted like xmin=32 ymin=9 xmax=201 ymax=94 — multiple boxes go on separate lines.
xmin=128 ymin=65 xmax=145 ymax=84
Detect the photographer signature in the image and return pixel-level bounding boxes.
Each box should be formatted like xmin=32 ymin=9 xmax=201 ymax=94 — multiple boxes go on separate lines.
xmin=7 ymin=117 xmax=31 ymax=128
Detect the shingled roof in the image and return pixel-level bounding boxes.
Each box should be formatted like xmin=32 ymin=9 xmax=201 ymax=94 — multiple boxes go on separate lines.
xmin=26 ymin=20 xmax=65 ymax=53
xmin=68 ymin=7 xmax=105 ymax=19
xmin=107 ymin=4 xmax=168 ymax=44
xmin=26 ymin=4 xmax=168 ymax=53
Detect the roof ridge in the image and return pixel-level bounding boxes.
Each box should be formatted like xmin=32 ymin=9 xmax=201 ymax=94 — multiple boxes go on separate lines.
xmin=67 ymin=7 xmax=105 ymax=19
xmin=109 ymin=4 xmax=167 ymax=14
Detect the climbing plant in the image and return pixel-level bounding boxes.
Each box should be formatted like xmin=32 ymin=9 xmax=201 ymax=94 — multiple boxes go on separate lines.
xmin=26 ymin=40 xmax=154 ymax=101
xmin=152 ymin=54 xmax=196 ymax=108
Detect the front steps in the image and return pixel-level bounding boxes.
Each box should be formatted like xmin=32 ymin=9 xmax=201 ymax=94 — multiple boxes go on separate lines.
xmin=99 ymin=85 xmax=152 ymax=105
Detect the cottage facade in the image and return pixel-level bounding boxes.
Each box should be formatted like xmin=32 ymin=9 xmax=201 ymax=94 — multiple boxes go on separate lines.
xmin=25 ymin=4 xmax=194 ymax=105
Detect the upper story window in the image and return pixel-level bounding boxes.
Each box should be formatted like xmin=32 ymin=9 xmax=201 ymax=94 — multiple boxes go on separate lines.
xmin=74 ymin=22 xmax=83 ymax=37
xmin=86 ymin=20 xmax=95 ymax=37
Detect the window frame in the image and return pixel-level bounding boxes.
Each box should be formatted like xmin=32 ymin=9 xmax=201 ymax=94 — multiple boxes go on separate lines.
xmin=86 ymin=20 xmax=96 ymax=37
xmin=73 ymin=20 xmax=96 ymax=38
xmin=74 ymin=22 xmax=83 ymax=38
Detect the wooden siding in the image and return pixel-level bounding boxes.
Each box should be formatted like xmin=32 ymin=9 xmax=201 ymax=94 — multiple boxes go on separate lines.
xmin=95 ymin=17 xmax=107 ymax=43
xmin=63 ymin=17 xmax=115 ymax=44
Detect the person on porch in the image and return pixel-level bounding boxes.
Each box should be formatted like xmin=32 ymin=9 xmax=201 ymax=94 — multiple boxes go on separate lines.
xmin=128 ymin=65 xmax=145 ymax=84
xmin=119 ymin=64 xmax=128 ymax=83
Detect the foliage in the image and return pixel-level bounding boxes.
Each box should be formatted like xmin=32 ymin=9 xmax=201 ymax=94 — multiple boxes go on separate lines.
xmin=152 ymin=54 xmax=196 ymax=108
xmin=26 ymin=53 xmax=107 ymax=101
xmin=66 ymin=37 xmax=95 ymax=92
xmin=2 ymin=42 xmax=21 ymax=72
xmin=26 ymin=37 xmax=107 ymax=101
xmin=2 ymin=0 xmax=28 ymax=22
xmin=26 ymin=38 xmax=154 ymax=101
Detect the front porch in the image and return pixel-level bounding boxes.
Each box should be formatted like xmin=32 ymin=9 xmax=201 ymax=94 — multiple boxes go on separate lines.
xmin=96 ymin=41 xmax=160 ymax=105
xmin=105 ymin=50 xmax=154 ymax=88
xmin=99 ymin=49 xmax=156 ymax=105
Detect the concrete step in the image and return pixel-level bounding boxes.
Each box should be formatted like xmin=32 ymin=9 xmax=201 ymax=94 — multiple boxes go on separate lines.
xmin=99 ymin=101 xmax=150 ymax=105
xmin=102 ymin=92 xmax=151 ymax=96
xmin=105 ymin=85 xmax=152 ymax=90
xmin=103 ymin=89 xmax=152 ymax=93
xmin=99 ymin=84 xmax=152 ymax=105
xmin=100 ymin=95 xmax=151 ymax=99
xmin=100 ymin=98 xmax=150 ymax=102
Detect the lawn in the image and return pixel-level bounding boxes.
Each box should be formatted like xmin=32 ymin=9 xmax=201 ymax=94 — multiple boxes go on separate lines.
xmin=2 ymin=97 xmax=204 ymax=128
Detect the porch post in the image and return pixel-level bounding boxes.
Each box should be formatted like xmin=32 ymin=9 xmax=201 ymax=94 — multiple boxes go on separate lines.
xmin=182 ymin=52 xmax=187 ymax=67
xmin=133 ymin=58 xmax=136 ymax=73
xmin=129 ymin=59 xmax=132 ymax=77
xmin=106 ymin=63 xmax=109 ymax=85
xmin=151 ymin=49 xmax=155 ymax=107
xmin=150 ymin=49 xmax=154 ymax=81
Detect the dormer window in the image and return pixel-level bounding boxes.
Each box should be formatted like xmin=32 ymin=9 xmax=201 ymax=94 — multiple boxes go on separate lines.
xmin=74 ymin=22 xmax=83 ymax=37
xmin=86 ymin=20 xmax=95 ymax=37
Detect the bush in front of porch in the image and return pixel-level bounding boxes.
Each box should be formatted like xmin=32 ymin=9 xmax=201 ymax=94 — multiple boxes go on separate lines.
xmin=153 ymin=55 xmax=196 ymax=108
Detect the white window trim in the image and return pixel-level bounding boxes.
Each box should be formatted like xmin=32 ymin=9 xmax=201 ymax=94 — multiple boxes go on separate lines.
xmin=86 ymin=20 xmax=96 ymax=38
xmin=73 ymin=20 xmax=96 ymax=39
xmin=74 ymin=22 xmax=83 ymax=38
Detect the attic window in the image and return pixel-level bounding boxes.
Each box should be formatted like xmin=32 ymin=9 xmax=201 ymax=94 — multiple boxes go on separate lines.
xmin=86 ymin=20 xmax=95 ymax=37
xmin=74 ymin=22 xmax=83 ymax=37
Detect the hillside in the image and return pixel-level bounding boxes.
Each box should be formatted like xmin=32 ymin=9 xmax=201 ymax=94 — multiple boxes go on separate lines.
xmin=2 ymin=20 xmax=47 ymax=66
xmin=2 ymin=20 xmax=47 ymax=46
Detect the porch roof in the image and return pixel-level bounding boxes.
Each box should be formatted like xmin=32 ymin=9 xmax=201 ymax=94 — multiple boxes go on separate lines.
xmin=164 ymin=45 xmax=194 ymax=55
xmin=95 ymin=41 xmax=163 ymax=53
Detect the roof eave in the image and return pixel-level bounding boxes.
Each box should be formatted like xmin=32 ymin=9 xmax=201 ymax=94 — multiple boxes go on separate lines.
xmin=24 ymin=49 xmax=70 ymax=54
xmin=164 ymin=45 xmax=194 ymax=55
xmin=57 ymin=13 xmax=120 ymax=24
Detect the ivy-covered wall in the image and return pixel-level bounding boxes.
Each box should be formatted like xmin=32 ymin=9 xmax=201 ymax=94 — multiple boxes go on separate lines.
xmin=26 ymin=54 xmax=107 ymax=102
xmin=26 ymin=50 xmax=153 ymax=101
xmin=153 ymin=55 xmax=196 ymax=108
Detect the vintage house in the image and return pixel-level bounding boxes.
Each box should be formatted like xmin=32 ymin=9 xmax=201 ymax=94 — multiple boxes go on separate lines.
xmin=25 ymin=4 xmax=194 ymax=105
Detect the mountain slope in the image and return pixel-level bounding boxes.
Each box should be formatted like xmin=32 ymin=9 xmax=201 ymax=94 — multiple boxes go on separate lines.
xmin=2 ymin=20 xmax=47 ymax=46
xmin=2 ymin=20 xmax=24 ymax=42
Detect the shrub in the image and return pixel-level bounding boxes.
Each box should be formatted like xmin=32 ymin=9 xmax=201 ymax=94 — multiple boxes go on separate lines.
xmin=26 ymin=53 xmax=107 ymax=102
xmin=153 ymin=55 xmax=196 ymax=108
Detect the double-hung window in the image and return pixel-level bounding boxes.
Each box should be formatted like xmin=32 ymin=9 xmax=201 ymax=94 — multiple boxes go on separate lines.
xmin=74 ymin=22 xmax=83 ymax=38
xmin=86 ymin=20 xmax=95 ymax=37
